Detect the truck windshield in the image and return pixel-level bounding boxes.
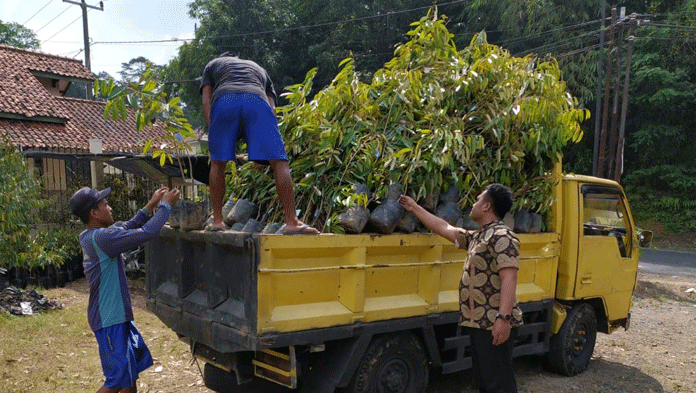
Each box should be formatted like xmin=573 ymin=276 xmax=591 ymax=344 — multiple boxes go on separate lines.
xmin=582 ymin=190 xmax=632 ymax=257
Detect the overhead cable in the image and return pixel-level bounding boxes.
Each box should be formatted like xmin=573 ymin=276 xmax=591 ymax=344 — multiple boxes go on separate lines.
xmin=23 ymin=0 xmax=54 ymax=25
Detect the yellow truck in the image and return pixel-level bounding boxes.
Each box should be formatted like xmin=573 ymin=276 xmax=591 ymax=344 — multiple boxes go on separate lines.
xmin=145 ymin=166 xmax=649 ymax=393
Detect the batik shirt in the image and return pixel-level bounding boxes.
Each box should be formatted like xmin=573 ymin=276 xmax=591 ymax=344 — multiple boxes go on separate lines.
xmin=455 ymin=220 xmax=523 ymax=330
xmin=79 ymin=203 xmax=171 ymax=331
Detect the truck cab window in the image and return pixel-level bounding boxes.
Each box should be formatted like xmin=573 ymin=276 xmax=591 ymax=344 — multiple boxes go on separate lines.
xmin=581 ymin=187 xmax=631 ymax=258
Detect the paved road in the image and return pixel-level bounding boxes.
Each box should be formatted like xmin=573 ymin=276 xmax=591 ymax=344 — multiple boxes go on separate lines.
xmin=639 ymin=248 xmax=696 ymax=278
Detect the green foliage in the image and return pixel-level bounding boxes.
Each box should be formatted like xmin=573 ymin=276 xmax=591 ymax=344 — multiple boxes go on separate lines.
xmin=0 ymin=136 xmax=64 ymax=270
xmin=118 ymin=57 xmax=163 ymax=84
xmin=0 ymin=19 xmax=40 ymax=49
xmin=103 ymin=176 xmax=150 ymax=220
xmin=454 ymin=0 xmax=602 ymax=103
xmin=621 ymin=1 xmax=696 ymax=231
xmin=95 ymin=65 xmax=197 ymax=181
xmin=167 ymin=1 xmax=471 ymax=120
xmin=229 ymin=11 xmax=586 ymax=231
xmin=625 ymin=165 xmax=696 ymax=232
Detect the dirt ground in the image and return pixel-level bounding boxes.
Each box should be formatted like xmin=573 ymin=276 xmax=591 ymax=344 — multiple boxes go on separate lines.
xmin=433 ymin=272 xmax=696 ymax=393
xmin=32 ymin=271 xmax=696 ymax=393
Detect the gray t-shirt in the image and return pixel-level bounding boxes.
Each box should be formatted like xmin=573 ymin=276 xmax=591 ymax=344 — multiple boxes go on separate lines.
xmin=200 ymin=56 xmax=277 ymax=107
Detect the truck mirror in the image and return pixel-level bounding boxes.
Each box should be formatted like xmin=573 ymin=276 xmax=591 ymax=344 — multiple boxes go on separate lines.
xmin=639 ymin=230 xmax=653 ymax=247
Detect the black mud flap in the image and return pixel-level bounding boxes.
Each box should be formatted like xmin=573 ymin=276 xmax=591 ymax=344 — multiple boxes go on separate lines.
xmin=299 ymin=334 xmax=373 ymax=393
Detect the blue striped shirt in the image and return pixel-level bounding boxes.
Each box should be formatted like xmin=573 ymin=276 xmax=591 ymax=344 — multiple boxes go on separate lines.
xmin=78 ymin=203 xmax=171 ymax=331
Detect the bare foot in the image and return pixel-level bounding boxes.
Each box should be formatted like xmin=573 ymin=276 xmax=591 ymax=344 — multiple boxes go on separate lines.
xmin=282 ymin=222 xmax=320 ymax=234
xmin=205 ymin=221 xmax=226 ymax=232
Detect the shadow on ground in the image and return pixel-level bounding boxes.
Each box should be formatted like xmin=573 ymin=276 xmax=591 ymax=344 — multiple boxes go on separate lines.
xmin=427 ymin=355 xmax=664 ymax=393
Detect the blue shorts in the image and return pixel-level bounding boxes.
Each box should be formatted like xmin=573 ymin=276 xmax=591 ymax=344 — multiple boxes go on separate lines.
xmin=95 ymin=321 xmax=153 ymax=389
xmin=208 ymin=93 xmax=289 ymax=164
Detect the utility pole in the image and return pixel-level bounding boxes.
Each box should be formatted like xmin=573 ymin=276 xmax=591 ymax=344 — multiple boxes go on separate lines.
xmin=592 ymin=0 xmax=608 ymax=177
xmin=63 ymin=0 xmax=104 ymax=99
xmin=607 ymin=8 xmax=625 ymax=178
xmin=614 ymin=15 xmax=637 ymax=183
xmin=597 ymin=8 xmax=617 ymax=179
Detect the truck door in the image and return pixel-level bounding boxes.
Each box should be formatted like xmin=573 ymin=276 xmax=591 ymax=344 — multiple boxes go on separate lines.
xmin=575 ymin=185 xmax=636 ymax=322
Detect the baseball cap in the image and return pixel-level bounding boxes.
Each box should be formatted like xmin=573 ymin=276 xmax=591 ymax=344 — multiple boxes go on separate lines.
xmin=69 ymin=187 xmax=111 ymax=218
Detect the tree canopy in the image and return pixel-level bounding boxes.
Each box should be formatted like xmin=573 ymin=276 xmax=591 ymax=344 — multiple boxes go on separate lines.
xmin=105 ymin=0 xmax=696 ymax=233
xmin=227 ymin=12 xmax=586 ymax=232
xmin=0 ymin=19 xmax=40 ymax=49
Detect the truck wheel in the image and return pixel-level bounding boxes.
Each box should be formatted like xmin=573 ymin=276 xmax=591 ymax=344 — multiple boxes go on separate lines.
xmin=547 ymin=303 xmax=597 ymax=376
xmin=345 ymin=332 xmax=428 ymax=393
xmin=203 ymin=362 xmax=289 ymax=393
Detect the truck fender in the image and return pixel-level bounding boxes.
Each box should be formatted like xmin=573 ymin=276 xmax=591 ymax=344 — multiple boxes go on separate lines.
xmin=550 ymin=301 xmax=569 ymax=334
xmin=299 ymin=334 xmax=373 ymax=393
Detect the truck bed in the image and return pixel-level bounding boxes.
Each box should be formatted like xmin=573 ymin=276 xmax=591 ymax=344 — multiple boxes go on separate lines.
xmin=146 ymin=227 xmax=559 ymax=352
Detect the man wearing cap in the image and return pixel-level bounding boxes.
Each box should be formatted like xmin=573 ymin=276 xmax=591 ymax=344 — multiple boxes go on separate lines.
xmin=70 ymin=186 xmax=179 ymax=393
xmin=200 ymin=52 xmax=318 ymax=234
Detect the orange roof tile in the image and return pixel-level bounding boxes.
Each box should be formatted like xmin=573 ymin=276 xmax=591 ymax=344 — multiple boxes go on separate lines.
xmin=0 ymin=45 xmax=167 ymax=153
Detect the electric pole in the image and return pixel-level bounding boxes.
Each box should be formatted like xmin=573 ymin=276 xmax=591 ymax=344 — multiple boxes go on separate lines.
xmin=614 ymin=15 xmax=637 ymax=183
xmin=598 ymin=8 xmax=617 ymax=179
xmin=607 ymin=8 xmax=626 ymax=179
xmin=592 ymin=0 xmax=608 ymax=177
xmin=63 ymin=0 xmax=104 ymax=99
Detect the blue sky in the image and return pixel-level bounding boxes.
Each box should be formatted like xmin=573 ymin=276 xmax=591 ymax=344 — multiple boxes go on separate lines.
xmin=2 ymin=0 xmax=196 ymax=79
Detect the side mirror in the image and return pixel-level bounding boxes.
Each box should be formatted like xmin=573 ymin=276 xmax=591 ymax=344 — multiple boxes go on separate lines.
xmin=639 ymin=230 xmax=653 ymax=247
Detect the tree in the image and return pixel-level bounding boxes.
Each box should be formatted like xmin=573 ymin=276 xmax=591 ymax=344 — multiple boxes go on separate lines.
xmin=168 ymin=0 xmax=467 ymax=123
xmin=228 ymin=11 xmax=586 ymax=232
xmin=119 ymin=57 xmax=162 ymax=84
xmin=0 ymin=20 xmax=40 ymax=49
xmin=0 ymin=136 xmax=65 ymax=271
xmin=95 ymin=65 xmax=197 ymax=181
xmin=621 ymin=0 xmax=696 ymax=232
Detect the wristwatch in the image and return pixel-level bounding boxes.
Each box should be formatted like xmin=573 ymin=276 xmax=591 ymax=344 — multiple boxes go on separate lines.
xmin=495 ymin=313 xmax=512 ymax=322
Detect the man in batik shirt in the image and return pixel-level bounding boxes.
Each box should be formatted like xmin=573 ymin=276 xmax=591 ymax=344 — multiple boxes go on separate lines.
xmin=399 ymin=183 xmax=521 ymax=393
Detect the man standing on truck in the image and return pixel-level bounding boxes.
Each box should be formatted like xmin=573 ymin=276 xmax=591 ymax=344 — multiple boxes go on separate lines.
xmin=399 ymin=184 xmax=522 ymax=393
xmin=200 ymin=52 xmax=319 ymax=234
xmin=70 ymin=186 xmax=180 ymax=393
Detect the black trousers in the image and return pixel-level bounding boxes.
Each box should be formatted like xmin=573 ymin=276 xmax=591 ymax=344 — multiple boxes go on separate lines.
xmin=463 ymin=327 xmax=518 ymax=393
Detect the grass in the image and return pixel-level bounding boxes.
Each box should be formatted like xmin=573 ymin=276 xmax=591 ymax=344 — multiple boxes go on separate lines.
xmin=0 ymin=281 xmax=205 ymax=393
xmin=0 ymin=292 xmax=104 ymax=392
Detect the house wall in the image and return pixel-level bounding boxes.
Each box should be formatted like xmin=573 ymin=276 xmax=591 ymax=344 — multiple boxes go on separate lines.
xmin=34 ymin=75 xmax=71 ymax=96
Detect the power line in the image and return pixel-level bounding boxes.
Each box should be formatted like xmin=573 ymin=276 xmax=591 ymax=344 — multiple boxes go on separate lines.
xmin=495 ymin=18 xmax=605 ymax=47
xmin=34 ymin=5 xmax=71 ymax=33
xmin=91 ymin=0 xmax=469 ymax=46
xmin=555 ymin=43 xmax=601 ymax=59
xmin=647 ymin=23 xmax=696 ymax=32
xmin=23 ymin=0 xmax=54 ymax=25
xmin=515 ymin=28 xmax=602 ymax=56
xmin=42 ymin=9 xmax=89 ymax=44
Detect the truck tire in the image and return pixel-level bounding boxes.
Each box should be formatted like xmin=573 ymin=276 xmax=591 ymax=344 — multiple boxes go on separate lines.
xmin=203 ymin=362 xmax=289 ymax=393
xmin=345 ymin=332 xmax=428 ymax=393
xmin=547 ymin=303 xmax=597 ymax=376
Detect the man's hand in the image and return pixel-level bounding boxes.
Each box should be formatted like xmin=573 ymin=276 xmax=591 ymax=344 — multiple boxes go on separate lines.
xmin=145 ymin=187 xmax=168 ymax=212
xmin=492 ymin=318 xmax=512 ymax=346
xmin=398 ymin=195 xmax=418 ymax=212
xmin=162 ymin=188 xmax=180 ymax=206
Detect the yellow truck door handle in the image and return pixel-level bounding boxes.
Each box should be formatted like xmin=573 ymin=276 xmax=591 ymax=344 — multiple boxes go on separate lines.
xmin=581 ymin=275 xmax=592 ymax=284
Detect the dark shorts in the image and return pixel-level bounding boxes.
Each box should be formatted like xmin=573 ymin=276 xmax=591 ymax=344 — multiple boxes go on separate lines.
xmin=208 ymin=93 xmax=288 ymax=163
xmin=95 ymin=321 xmax=153 ymax=389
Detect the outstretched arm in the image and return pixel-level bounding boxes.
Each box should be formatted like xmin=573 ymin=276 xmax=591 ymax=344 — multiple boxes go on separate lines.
xmin=97 ymin=188 xmax=180 ymax=257
xmin=119 ymin=187 xmax=168 ymax=230
xmin=398 ymin=195 xmax=460 ymax=244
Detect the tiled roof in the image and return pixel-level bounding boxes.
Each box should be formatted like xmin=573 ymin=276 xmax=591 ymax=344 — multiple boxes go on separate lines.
xmin=1 ymin=97 xmax=166 ymax=152
xmin=0 ymin=44 xmax=94 ymax=120
xmin=0 ymin=45 xmax=167 ymax=153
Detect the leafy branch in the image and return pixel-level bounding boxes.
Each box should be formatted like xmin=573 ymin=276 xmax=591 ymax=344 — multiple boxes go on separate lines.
xmin=95 ymin=65 xmax=197 ymax=183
